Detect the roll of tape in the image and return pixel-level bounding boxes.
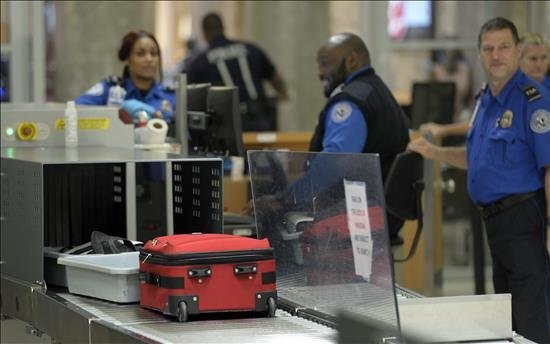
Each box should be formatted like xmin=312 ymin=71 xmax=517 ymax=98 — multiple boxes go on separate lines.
xmin=134 ymin=118 xmax=168 ymax=144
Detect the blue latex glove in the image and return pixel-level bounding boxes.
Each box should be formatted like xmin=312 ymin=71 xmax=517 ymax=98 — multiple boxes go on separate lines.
xmin=121 ymin=99 xmax=155 ymax=124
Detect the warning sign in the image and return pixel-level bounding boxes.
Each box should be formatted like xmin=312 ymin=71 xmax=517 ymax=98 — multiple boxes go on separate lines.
xmin=55 ymin=118 xmax=110 ymax=130
xmin=344 ymin=179 xmax=373 ymax=280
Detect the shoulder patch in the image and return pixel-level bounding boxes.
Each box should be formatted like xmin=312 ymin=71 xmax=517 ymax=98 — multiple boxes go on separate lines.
xmin=522 ymin=86 xmax=541 ymax=102
xmin=84 ymin=82 xmax=104 ymax=96
xmin=530 ymin=109 xmax=550 ymax=134
xmin=330 ymin=102 xmax=353 ymax=124
xmin=105 ymin=75 xmax=123 ymax=86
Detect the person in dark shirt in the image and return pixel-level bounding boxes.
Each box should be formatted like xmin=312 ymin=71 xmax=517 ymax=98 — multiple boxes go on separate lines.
xmin=187 ymin=13 xmax=288 ymax=131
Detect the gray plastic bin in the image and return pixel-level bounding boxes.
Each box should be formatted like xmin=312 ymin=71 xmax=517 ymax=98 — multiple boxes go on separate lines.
xmin=58 ymin=251 xmax=140 ymax=303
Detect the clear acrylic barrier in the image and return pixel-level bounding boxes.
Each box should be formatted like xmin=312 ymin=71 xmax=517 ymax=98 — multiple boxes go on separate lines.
xmin=248 ymin=150 xmax=399 ymax=331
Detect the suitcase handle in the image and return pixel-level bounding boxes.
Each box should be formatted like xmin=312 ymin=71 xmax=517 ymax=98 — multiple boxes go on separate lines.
xmin=188 ymin=267 xmax=212 ymax=278
xmin=234 ymin=264 xmax=257 ymax=275
xmin=139 ymin=272 xmax=185 ymax=289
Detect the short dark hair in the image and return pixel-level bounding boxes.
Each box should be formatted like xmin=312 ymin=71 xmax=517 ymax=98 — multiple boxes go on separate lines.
xmin=118 ymin=30 xmax=163 ymax=81
xmin=478 ymin=17 xmax=519 ymax=49
xmin=202 ymin=13 xmax=224 ymax=37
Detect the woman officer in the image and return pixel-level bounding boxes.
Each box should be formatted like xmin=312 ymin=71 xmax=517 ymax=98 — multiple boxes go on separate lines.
xmin=519 ymin=32 xmax=550 ymax=89
xmin=75 ymin=30 xmax=175 ymax=124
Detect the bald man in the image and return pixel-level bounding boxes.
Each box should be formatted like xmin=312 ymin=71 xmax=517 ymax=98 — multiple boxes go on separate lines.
xmin=311 ymin=33 xmax=409 ymax=170
xmin=309 ymin=33 xmax=410 ymax=241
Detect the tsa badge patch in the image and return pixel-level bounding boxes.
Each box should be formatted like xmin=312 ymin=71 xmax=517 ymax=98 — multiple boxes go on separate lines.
xmin=331 ymin=102 xmax=352 ymax=123
xmin=161 ymin=99 xmax=173 ymax=114
xmin=530 ymin=109 xmax=550 ymax=134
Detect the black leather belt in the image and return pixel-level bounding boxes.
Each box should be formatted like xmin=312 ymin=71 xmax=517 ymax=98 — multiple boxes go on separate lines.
xmin=478 ymin=190 xmax=539 ymax=219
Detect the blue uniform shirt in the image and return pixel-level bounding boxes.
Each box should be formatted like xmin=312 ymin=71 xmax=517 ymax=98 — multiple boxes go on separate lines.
xmin=323 ymin=100 xmax=367 ymax=152
xmin=542 ymin=75 xmax=550 ymax=90
xmin=467 ymin=69 xmax=550 ymax=204
xmin=75 ymin=77 xmax=176 ymax=123
xmin=322 ymin=67 xmax=371 ymax=153
xmin=286 ymin=67 xmax=373 ymax=202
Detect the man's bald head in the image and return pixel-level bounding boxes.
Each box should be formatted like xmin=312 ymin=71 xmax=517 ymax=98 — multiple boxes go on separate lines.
xmin=317 ymin=33 xmax=371 ymax=97
xmin=321 ymin=33 xmax=371 ymax=67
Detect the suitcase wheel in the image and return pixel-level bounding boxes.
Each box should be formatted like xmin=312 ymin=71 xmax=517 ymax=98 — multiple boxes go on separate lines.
xmin=266 ymin=297 xmax=276 ymax=317
xmin=177 ymin=301 xmax=188 ymax=322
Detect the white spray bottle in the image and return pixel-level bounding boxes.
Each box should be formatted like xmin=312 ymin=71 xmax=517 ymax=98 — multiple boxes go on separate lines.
xmin=64 ymin=100 xmax=78 ymax=147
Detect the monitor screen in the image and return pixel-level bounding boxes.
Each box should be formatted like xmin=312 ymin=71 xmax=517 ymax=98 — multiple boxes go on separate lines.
xmin=187 ymin=83 xmax=210 ymax=112
xmin=388 ymin=0 xmax=434 ymax=41
xmin=188 ymin=85 xmax=244 ymax=157
xmin=410 ymin=81 xmax=455 ymax=130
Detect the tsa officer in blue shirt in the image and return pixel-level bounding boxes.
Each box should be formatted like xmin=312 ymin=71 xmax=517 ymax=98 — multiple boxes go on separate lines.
xmin=409 ymin=17 xmax=550 ymax=343
xmin=309 ymin=33 xmax=409 ymax=175
xmin=247 ymin=35 xmax=410 ymax=261
xmin=419 ymin=34 xmax=547 ymax=141
xmin=307 ymin=33 xmax=410 ymax=242
xmin=76 ymin=30 xmax=175 ymax=124
xmin=247 ymin=34 xmax=410 ymax=251
xmin=519 ymin=32 xmax=550 ymax=90
xmin=76 ymin=30 xmax=174 ymax=188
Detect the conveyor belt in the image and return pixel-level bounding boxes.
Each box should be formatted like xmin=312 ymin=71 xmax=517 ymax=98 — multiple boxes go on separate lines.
xmin=116 ymin=315 xmax=336 ymax=344
xmin=276 ymin=272 xmax=412 ymax=328
xmin=1 ymin=274 xmax=420 ymax=344
xmin=280 ymin=284 xmax=398 ymax=325
xmin=59 ymin=293 xmax=168 ymax=325
xmin=59 ymin=293 xmax=337 ymax=343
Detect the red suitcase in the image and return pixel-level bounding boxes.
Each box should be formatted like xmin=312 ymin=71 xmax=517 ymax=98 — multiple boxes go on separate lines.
xmin=139 ymin=233 xmax=277 ymax=322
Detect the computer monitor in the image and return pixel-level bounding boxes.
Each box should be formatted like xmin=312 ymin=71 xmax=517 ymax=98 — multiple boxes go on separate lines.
xmin=188 ymin=85 xmax=244 ymax=157
xmin=187 ymin=83 xmax=210 ymax=111
xmin=186 ymin=83 xmax=211 ymax=137
xmin=410 ymin=81 xmax=455 ymax=130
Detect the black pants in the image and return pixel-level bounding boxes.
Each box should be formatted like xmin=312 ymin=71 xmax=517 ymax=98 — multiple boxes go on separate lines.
xmin=484 ymin=190 xmax=550 ymax=343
